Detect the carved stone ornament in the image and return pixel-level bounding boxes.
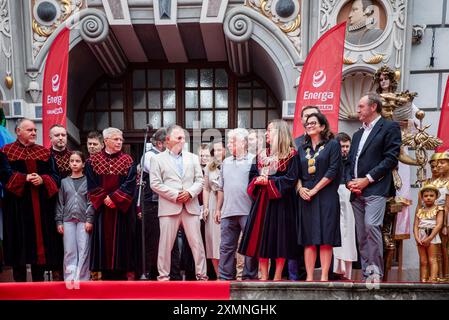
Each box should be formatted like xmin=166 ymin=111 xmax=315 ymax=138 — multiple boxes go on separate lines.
xmin=245 ymin=0 xmax=301 ymax=53
xmin=321 ymin=0 xmax=407 ymax=74
xmin=0 ymin=0 xmax=12 ymax=92
xmin=26 ymin=80 xmax=41 ymax=103
xmin=31 ymin=0 xmax=85 ymax=60
xmin=412 ymin=24 xmax=426 ymax=45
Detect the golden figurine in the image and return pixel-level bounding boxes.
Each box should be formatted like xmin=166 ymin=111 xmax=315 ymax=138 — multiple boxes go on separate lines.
xmin=424 ymin=153 xmax=442 ymax=186
xmin=374 ymin=66 xmax=419 ymax=189
xmin=372 ymin=65 xmax=443 ymax=280
xmin=414 ymin=184 xmax=444 ymax=282
xmin=402 ymin=112 xmax=443 ymax=184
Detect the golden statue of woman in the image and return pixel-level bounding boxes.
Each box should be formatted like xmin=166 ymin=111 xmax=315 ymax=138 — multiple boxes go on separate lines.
xmin=373 ymin=66 xmax=418 ymax=189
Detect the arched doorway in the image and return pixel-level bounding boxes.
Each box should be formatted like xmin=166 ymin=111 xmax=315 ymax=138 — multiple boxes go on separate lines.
xmin=77 ymin=63 xmax=280 ymax=160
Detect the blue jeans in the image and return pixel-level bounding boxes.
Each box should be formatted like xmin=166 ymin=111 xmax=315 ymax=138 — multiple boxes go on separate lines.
xmin=219 ymin=215 xmax=258 ymax=280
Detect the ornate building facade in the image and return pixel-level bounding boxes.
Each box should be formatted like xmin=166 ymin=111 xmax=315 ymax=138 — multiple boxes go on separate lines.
xmin=0 ymin=0 xmax=448 ymax=275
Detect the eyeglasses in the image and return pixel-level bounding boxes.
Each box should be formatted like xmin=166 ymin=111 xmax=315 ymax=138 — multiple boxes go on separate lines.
xmin=304 ymin=121 xmax=318 ymax=128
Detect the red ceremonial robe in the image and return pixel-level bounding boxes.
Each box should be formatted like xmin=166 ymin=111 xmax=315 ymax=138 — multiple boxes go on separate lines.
xmin=85 ymin=150 xmax=137 ymax=273
xmin=50 ymin=148 xmax=72 ymax=178
xmin=0 ymin=140 xmax=60 ymax=267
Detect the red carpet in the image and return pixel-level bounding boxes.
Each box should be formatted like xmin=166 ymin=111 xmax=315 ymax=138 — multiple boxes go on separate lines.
xmin=0 ymin=281 xmax=230 ymax=300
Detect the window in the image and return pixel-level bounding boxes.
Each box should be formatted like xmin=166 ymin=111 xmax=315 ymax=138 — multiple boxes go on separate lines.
xmin=184 ymin=68 xmax=229 ymax=129
xmin=80 ymin=64 xmax=280 ymax=137
xmin=237 ymin=80 xmax=278 ymax=129
xmin=132 ymin=69 xmax=176 ymax=129
xmin=83 ymin=82 xmax=125 ymax=131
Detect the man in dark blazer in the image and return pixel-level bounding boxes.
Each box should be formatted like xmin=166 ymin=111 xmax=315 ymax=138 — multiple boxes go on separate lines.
xmin=346 ymin=93 xmax=402 ymax=281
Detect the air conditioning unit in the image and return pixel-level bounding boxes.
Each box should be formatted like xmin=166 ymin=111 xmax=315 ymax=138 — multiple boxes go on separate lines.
xmin=3 ymin=100 xmax=26 ymax=118
xmin=1 ymin=100 xmax=11 ymax=117
xmin=282 ymin=100 xmax=296 ymax=120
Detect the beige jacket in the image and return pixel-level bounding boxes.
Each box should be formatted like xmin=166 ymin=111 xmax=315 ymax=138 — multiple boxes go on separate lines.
xmin=150 ymin=149 xmax=203 ymax=216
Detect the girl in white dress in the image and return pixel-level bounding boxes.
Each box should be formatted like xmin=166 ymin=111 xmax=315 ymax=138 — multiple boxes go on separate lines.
xmin=202 ymin=140 xmax=226 ymax=277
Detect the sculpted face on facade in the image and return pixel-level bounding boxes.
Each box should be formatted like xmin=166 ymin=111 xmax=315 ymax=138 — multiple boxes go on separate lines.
xmin=346 ymin=0 xmax=384 ymax=46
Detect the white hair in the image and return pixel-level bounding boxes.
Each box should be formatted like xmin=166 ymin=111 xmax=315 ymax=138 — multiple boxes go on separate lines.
xmin=228 ymin=128 xmax=249 ymax=144
xmin=102 ymin=127 xmax=123 ymax=139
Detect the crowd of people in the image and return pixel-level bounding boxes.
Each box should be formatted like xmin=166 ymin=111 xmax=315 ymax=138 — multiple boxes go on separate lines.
xmin=0 ymin=91 xmax=447 ymax=283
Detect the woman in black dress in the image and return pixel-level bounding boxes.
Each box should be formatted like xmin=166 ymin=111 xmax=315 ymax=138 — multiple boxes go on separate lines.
xmin=239 ymin=119 xmax=299 ymax=280
xmin=297 ymin=113 xmax=341 ymax=281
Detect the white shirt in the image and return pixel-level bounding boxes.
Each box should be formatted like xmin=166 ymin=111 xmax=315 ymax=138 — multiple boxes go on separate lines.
xmin=143 ymin=146 xmax=162 ymax=173
xmin=354 ymin=115 xmax=382 ymax=181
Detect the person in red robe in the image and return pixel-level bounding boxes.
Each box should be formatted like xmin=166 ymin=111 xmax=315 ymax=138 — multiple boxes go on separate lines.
xmin=0 ymin=118 xmax=60 ymax=281
xmin=49 ymin=124 xmax=72 ymax=178
xmin=85 ymin=127 xmax=137 ymax=280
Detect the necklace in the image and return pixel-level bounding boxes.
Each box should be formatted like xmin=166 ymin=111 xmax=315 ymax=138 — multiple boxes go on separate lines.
xmin=305 ymin=145 xmax=324 ymax=175
xmin=417 ymin=205 xmax=439 ymax=220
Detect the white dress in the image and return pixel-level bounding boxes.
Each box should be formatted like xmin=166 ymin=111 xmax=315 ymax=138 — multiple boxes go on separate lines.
xmin=333 ymin=185 xmax=358 ymax=262
xmin=203 ymin=167 xmax=221 ymax=259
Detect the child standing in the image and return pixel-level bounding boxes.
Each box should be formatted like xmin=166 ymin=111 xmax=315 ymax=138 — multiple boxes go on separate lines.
xmin=414 ymin=184 xmax=444 ymax=282
xmin=56 ymin=151 xmax=94 ymax=282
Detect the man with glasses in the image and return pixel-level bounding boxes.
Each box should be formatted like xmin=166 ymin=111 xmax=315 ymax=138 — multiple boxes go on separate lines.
xmin=85 ymin=127 xmax=137 ymax=280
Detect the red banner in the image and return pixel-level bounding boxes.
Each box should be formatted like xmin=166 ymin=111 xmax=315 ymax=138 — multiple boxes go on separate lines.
xmin=293 ymin=22 xmax=347 ymax=138
xmin=436 ymin=77 xmax=449 ymax=152
xmin=42 ymin=27 xmax=70 ymax=147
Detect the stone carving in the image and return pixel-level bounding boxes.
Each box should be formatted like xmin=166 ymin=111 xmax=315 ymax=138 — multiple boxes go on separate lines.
xmin=412 ymin=24 xmax=426 ymax=44
xmin=346 ymin=0 xmax=383 ymax=46
xmin=339 ymin=71 xmax=374 ymax=119
xmin=246 ymin=0 xmax=301 ymax=53
xmin=78 ymin=10 xmax=109 ymax=43
xmin=159 ymin=0 xmax=171 ymax=19
xmin=224 ymin=12 xmax=254 ymax=43
xmin=32 ymin=0 xmax=84 ymax=60
xmin=0 ymin=0 xmax=12 ymax=92
xmin=322 ymin=0 xmax=407 ymax=77
xmin=24 ymin=71 xmax=40 ymax=102
xmin=26 ymin=80 xmax=41 ymax=103
xmin=320 ymin=0 xmax=342 ymax=33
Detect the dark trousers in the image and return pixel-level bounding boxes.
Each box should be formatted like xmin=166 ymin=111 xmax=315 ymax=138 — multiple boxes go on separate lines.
xmin=13 ymin=265 xmax=46 ymax=282
xmin=102 ymin=270 xmax=127 ymax=280
xmin=170 ymin=228 xmax=196 ymax=280
xmin=135 ymin=202 xmax=160 ymax=280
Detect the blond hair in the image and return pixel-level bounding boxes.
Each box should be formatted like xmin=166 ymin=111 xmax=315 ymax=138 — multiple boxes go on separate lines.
xmin=268 ymin=119 xmax=294 ymax=159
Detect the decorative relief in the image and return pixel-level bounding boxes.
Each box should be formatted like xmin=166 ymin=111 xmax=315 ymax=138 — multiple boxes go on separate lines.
xmin=363 ymin=54 xmax=384 ymax=64
xmin=339 ymin=71 xmax=375 ymax=120
xmin=320 ymin=0 xmax=407 ymax=91
xmin=246 ymin=0 xmax=301 ymax=53
xmin=0 ymin=0 xmax=13 ymax=91
xmin=26 ymin=72 xmax=41 ymax=103
xmin=319 ymin=0 xmax=339 ymax=33
xmin=31 ymin=0 xmax=85 ymax=60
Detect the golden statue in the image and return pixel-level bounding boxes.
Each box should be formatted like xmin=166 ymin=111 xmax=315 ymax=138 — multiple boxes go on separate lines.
xmin=374 ymin=65 xmax=442 ymax=184
xmin=374 ymin=66 xmax=418 ymax=190
xmin=402 ymin=111 xmax=443 ymax=184
xmin=372 ymin=65 xmax=443 ymax=281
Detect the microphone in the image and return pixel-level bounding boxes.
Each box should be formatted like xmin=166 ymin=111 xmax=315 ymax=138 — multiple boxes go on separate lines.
xmin=146 ymin=124 xmax=153 ymax=132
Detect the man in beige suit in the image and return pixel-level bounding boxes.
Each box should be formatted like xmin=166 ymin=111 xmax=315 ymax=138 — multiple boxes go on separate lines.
xmin=150 ymin=124 xmax=207 ymax=281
